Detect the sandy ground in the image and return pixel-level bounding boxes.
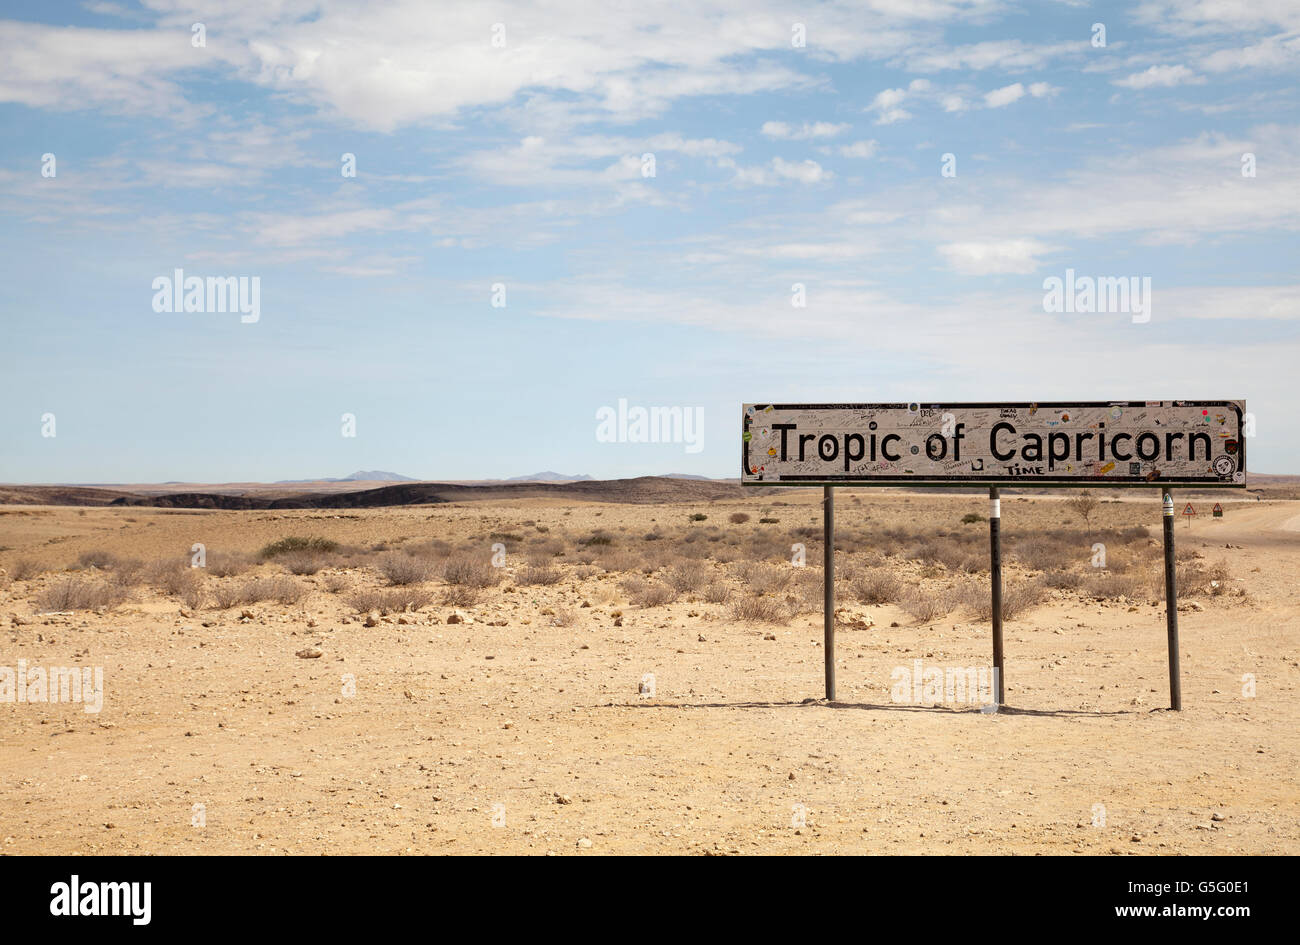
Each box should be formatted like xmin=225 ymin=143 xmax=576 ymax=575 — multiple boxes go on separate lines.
xmin=1 ymin=491 xmax=1296 ymax=855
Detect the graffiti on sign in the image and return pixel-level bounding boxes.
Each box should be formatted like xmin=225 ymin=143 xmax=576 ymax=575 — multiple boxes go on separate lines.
xmin=741 ymin=401 xmax=1246 ymax=487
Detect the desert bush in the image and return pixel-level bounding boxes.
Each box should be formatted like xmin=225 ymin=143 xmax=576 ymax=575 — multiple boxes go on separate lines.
xmin=577 ymin=531 xmax=615 ymax=547
xmin=239 ymin=576 xmax=305 ymax=606
xmin=205 ymin=551 xmax=252 ymax=577
xmin=729 ymin=512 xmax=751 ymax=524
xmin=666 ymin=561 xmax=708 ymax=593
xmin=899 ymin=588 xmax=952 ymax=624
xmin=961 ymin=512 xmax=984 ymax=524
xmin=346 ymin=587 xmax=433 ymax=615
xmin=11 ymin=559 xmax=41 ymax=581
xmin=518 ymin=565 xmax=563 ymax=586
xmin=323 ymin=572 xmax=351 ymax=594
xmin=963 ymin=578 xmax=1049 ymax=619
xmin=1084 ymin=572 xmax=1146 ymax=600
xmin=736 ymin=562 xmax=793 ymax=593
xmin=728 ymin=594 xmax=789 ymax=624
xmin=703 ymin=582 xmax=732 ymax=604
xmin=1042 ymin=570 xmax=1083 ymax=589
xmin=78 ymin=550 xmax=119 ymax=569
xmin=758 ymin=517 xmax=779 ymax=524
xmin=378 ymin=552 xmax=433 ymax=586
xmin=36 ymin=577 xmax=126 ymax=612
xmin=442 ymin=554 xmax=501 ymax=588
xmin=280 ymin=551 xmax=327 ymax=576
xmin=441 ymin=585 xmax=480 ymax=608
xmin=629 ymin=581 xmax=677 ymax=608
xmin=599 ymin=550 xmax=642 ymax=573
xmin=851 ymin=568 xmax=902 ymax=604
xmin=689 ymin=513 xmax=707 ymax=522
xmin=212 ymin=582 xmax=243 ymax=609
xmin=549 ymin=607 xmax=576 ymax=627
xmin=259 ymin=536 xmax=339 ymax=559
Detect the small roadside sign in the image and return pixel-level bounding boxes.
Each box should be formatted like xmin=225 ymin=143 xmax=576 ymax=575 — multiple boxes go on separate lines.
xmin=1213 ymin=503 xmax=1223 ymax=517
xmin=1183 ymin=503 xmax=1195 ymax=516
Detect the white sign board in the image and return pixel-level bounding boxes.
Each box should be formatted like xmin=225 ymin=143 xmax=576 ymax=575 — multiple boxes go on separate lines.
xmin=741 ymin=401 xmax=1246 ymax=487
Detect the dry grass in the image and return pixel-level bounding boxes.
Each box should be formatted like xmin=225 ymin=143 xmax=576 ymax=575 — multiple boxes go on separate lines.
xmin=442 ymin=555 xmax=501 ymax=588
xmin=236 ymin=576 xmax=306 ymax=606
xmin=323 ymin=572 xmax=351 ymax=594
xmin=346 ymin=587 xmax=433 ymax=615
xmin=378 ymin=552 xmax=433 ymax=586
xmin=666 ymin=561 xmax=708 ymax=593
xmin=703 ymin=582 xmax=732 ymax=604
xmin=279 ymin=551 xmax=327 ymax=576
xmin=441 ymin=585 xmax=480 ymax=607
xmin=851 ymin=568 xmax=902 ymax=604
xmin=728 ymin=594 xmax=789 ymax=624
xmin=36 ymin=577 xmax=127 ymax=612
xmin=205 ymin=551 xmax=252 ymax=578
xmin=10 ymin=559 xmax=40 ymax=581
xmin=517 ymin=565 xmax=563 ymax=586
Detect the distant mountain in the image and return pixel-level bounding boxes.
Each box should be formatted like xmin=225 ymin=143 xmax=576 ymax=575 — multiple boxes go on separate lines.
xmin=343 ymin=470 xmax=416 ymax=482
xmin=661 ymin=473 xmax=714 ymax=480
xmin=506 ymin=471 xmax=594 ymax=482
xmin=274 ymin=470 xmax=417 ymax=484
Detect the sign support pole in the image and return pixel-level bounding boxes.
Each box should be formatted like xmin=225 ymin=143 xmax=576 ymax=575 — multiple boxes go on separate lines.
xmin=988 ymin=487 xmax=1005 ymax=706
xmin=823 ymin=485 xmax=835 ymax=701
xmin=1161 ymin=489 xmax=1182 ymax=710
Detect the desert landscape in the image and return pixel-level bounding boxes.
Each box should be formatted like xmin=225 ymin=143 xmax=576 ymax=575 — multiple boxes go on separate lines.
xmin=2 ymin=479 xmax=1296 ymax=855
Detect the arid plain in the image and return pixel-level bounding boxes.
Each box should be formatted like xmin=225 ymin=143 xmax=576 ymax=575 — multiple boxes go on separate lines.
xmin=1 ymin=481 xmax=1297 ymax=855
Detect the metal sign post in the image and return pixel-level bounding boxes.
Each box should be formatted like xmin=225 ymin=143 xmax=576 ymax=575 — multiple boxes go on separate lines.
xmin=1162 ymin=490 xmax=1182 ymax=710
xmin=989 ymin=487 xmax=1005 ymax=706
xmin=823 ymin=486 xmax=836 ymax=701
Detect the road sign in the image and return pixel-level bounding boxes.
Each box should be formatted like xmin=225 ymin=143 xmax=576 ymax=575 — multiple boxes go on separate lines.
xmin=1183 ymin=503 xmax=1196 ymax=516
xmin=742 ymin=401 xmax=1246 ymax=487
xmin=1213 ymin=503 xmax=1223 ymax=517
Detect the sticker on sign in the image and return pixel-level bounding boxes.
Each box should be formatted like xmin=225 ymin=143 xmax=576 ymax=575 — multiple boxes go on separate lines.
xmin=741 ymin=401 xmax=1246 ymax=487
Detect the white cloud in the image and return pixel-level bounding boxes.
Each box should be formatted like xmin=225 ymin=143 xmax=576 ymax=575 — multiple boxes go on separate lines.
xmin=983 ymin=83 xmax=1025 ymax=108
xmin=1113 ymin=64 xmax=1205 ymax=89
xmin=838 ymin=140 xmax=879 ymax=158
xmin=761 ymin=120 xmax=849 ymax=140
xmin=1028 ymin=81 xmax=1059 ymax=98
xmin=937 ymin=239 xmax=1053 ymax=274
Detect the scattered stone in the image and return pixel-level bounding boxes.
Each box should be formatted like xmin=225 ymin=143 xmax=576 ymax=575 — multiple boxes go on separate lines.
xmin=576 ymin=837 xmax=592 ymax=849
xmin=295 ymin=647 xmax=323 ymax=659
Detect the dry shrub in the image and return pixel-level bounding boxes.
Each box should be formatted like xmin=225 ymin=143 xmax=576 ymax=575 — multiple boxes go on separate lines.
xmin=323 ymin=572 xmax=351 ymax=594
xmin=1011 ymin=538 xmax=1072 ymax=572
xmin=518 ymin=565 xmax=562 ymax=586
xmin=78 ymin=550 xmax=119 ymax=569
xmin=572 ymin=565 xmax=598 ymax=580
xmin=259 ymin=536 xmax=339 ymax=559
xmin=599 ymin=550 xmax=641 ymax=573
xmin=442 ymin=555 xmax=500 ymax=588
xmin=851 ymin=568 xmax=902 ymax=604
xmin=212 ymin=582 xmax=243 ymax=609
xmin=666 ymin=561 xmax=707 ymax=593
xmin=729 ymin=512 xmax=751 ymax=524
xmin=378 ymin=552 xmax=433 ymax=586
xmin=11 ymin=559 xmax=41 ymax=581
xmin=1084 ymin=572 xmax=1145 ymax=600
xmin=550 ymin=607 xmax=576 ymax=627
xmin=206 ymin=552 xmax=252 ymax=578
xmin=899 ymin=588 xmax=951 ymax=624
xmin=239 ymin=576 xmax=305 ymax=606
xmin=962 ymin=578 xmax=1049 ymax=620
xmin=703 ymin=582 xmax=732 ymax=604
xmin=346 ymin=587 xmax=432 ymax=615
xmin=279 ymin=551 xmax=327 ymax=576
xmin=106 ymin=558 xmax=145 ymax=588
xmin=36 ymin=577 xmax=126 ymax=612
xmin=736 ymin=562 xmax=793 ymax=593
xmin=441 ymin=585 xmax=480 ymax=608
xmin=1043 ymin=570 xmax=1083 ymax=589
xmin=629 ymin=581 xmax=677 ymax=608
xmin=728 ymin=594 xmax=789 ymax=624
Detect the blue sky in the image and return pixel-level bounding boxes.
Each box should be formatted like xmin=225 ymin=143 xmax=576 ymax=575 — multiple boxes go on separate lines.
xmin=0 ymin=0 xmax=1296 ymax=483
